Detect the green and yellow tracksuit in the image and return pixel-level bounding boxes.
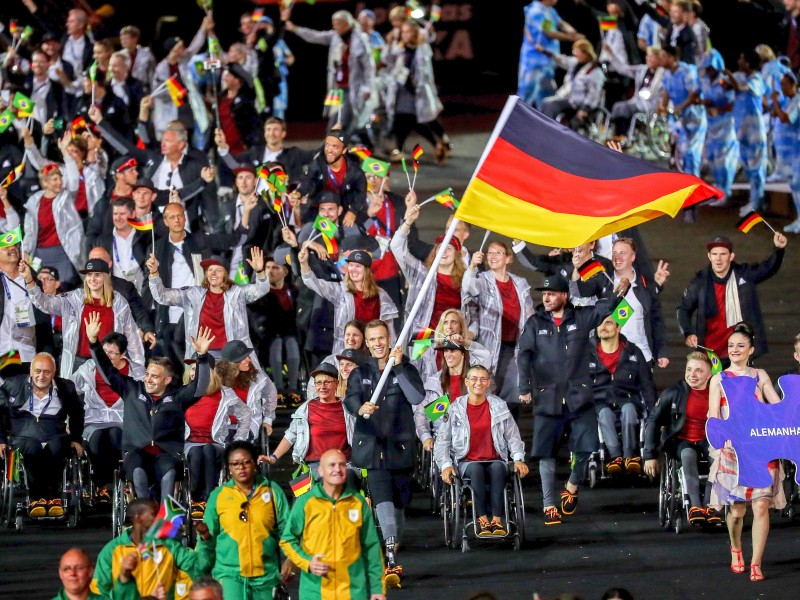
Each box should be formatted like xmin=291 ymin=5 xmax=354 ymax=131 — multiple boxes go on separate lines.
xmin=51 ymin=590 xmax=107 ymax=600
xmin=195 ymin=475 xmax=289 ymax=600
xmin=280 ymin=484 xmax=385 ymax=600
xmin=92 ymin=527 xmax=200 ymax=600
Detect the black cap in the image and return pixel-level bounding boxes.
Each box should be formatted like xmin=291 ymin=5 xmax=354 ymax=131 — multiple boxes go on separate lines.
xmin=132 ymin=178 xmax=156 ymax=192
xmin=79 ymin=259 xmax=111 ymax=275
xmin=535 ymin=275 xmax=569 ymax=293
xmin=310 ymin=362 xmax=339 ymax=379
xmin=325 ymin=129 xmax=346 ymax=144
xmin=346 ymin=250 xmax=372 ymax=268
xmin=221 ymin=340 xmax=253 ymax=363
xmin=336 ymin=348 xmax=363 ymax=365
xmin=707 ymin=235 xmax=733 ymax=251
xmin=339 ymin=234 xmax=379 ymax=254
xmin=39 ymin=266 xmax=60 ymax=281
xmin=41 ymin=31 xmax=59 ymax=43
xmin=316 ymin=190 xmax=341 ymax=207
xmin=435 ymin=339 xmax=464 ymax=352
xmin=163 ymin=36 xmax=182 ymax=54
xmin=111 ymin=156 xmax=138 ymax=174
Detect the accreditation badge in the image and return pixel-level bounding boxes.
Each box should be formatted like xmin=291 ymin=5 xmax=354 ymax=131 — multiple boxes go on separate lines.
xmin=14 ymin=304 xmax=31 ymax=327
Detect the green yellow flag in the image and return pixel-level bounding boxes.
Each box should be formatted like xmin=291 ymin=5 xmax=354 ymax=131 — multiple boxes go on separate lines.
xmin=610 ymin=297 xmax=634 ymax=327
xmin=313 ymin=215 xmax=338 ymax=238
xmin=707 ymin=350 xmax=723 ymax=375
xmin=424 ymin=394 xmax=451 ymax=422
xmin=362 ymin=157 xmax=390 ymax=178
xmin=0 ymin=109 xmax=14 ymax=133
xmin=411 ymin=338 xmax=432 ymax=361
xmin=11 ymin=92 xmax=34 ymax=115
xmin=0 ymin=226 xmax=22 ymax=248
xmin=88 ymin=60 xmax=98 ymax=83
xmin=233 ymin=263 xmax=249 ymax=286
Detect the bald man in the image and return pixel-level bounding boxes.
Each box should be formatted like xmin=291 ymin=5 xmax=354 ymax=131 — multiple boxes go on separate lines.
xmin=0 ymin=354 xmax=84 ymax=518
xmin=87 ymin=247 xmax=156 ymax=348
xmin=280 ymin=449 xmax=386 ymax=600
xmin=56 ymin=547 xmax=137 ymax=600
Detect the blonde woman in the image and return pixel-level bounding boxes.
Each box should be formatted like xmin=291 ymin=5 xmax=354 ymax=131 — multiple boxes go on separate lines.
xmin=418 ymin=308 xmax=489 ymax=381
xmin=299 ymin=247 xmax=398 ymax=354
xmin=183 ymin=359 xmax=251 ymax=516
xmin=21 ymin=258 xmax=144 ymax=377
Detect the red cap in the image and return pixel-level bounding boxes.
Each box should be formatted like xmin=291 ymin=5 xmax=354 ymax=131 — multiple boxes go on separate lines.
xmin=200 ymin=257 xmax=227 ymax=271
xmin=435 ymin=235 xmax=462 ymax=253
xmin=233 ymin=166 xmax=256 ymax=176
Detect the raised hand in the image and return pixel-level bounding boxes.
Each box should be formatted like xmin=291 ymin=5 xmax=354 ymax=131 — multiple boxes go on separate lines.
xmin=191 ymin=326 xmax=216 ymax=355
xmin=246 ymin=246 xmax=265 ymax=274
xmin=654 ymin=260 xmax=670 ymax=286
xmin=146 ymin=254 xmax=159 ymax=275
xmin=84 ymin=311 xmax=103 ymax=344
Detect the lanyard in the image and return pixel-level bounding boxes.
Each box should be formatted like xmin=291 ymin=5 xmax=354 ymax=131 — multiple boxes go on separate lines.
xmin=384 ymin=199 xmax=393 ymax=236
xmin=113 ymin=237 xmax=135 ymax=264
xmin=2 ymin=273 xmax=28 ymax=300
xmin=29 ymin=384 xmax=54 ymax=421
xmin=327 ymin=166 xmax=344 ymax=193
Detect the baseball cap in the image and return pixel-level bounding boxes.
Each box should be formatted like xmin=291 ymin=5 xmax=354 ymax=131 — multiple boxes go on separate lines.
xmin=132 ymin=178 xmax=156 ymax=192
xmin=38 ymin=266 xmax=60 ymax=281
xmin=316 ymin=191 xmax=341 ymax=206
xmin=325 ymin=129 xmax=346 ymax=144
xmin=200 ymin=256 xmax=228 ymax=271
xmin=707 ymin=236 xmax=733 ymax=252
xmin=435 ymin=339 xmax=464 ymax=352
xmin=220 ymin=340 xmax=253 ymax=363
xmin=336 ymin=348 xmax=363 ymax=365
xmin=310 ymin=362 xmax=339 ymax=379
xmin=346 ymin=250 xmax=372 ymax=268
xmin=79 ymin=259 xmax=111 ymax=275
xmin=112 ymin=156 xmax=138 ymax=174
xmin=535 ymin=275 xmax=570 ymax=293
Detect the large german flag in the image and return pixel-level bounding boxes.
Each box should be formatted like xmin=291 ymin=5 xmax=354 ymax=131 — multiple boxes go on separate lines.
xmin=456 ymin=97 xmax=723 ymax=248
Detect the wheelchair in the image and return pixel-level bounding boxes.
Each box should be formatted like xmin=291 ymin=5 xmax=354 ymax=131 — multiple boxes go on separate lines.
xmin=441 ymin=461 xmax=526 ymax=552
xmin=1 ymin=447 xmax=83 ymax=531
xmin=657 ymin=452 xmax=722 ymax=534
xmin=615 ymin=112 xmax=673 ymax=161
xmin=780 ymin=460 xmax=799 ymax=520
xmin=586 ymin=407 xmax=647 ymax=488
xmin=413 ymin=440 xmax=441 ymax=514
xmin=111 ymin=453 xmax=192 ymax=542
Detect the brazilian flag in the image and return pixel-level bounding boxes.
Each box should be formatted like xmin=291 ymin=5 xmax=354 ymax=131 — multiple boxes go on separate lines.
xmin=707 ymin=350 xmax=722 ymax=375
xmin=12 ymin=92 xmax=34 ymax=114
xmin=0 ymin=226 xmax=22 ymax=248
xmin=424 ymin=394 xmax=451 ymax=422
xmin=0 ymin=109 xmax=14 ymax=133
xmin=611 ymin=298 xmax=634 ymax=327
xmin=362 ymin=157 xmax=389 ymax=178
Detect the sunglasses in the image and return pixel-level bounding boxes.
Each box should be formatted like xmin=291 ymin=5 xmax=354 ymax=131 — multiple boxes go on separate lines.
xmin=239 ymin=501 xmax=249 ymax=522
xmin=116 ymin=158 xmax=138 ymax=173
xmin=41 ymin=163 xmax=61 ymax=176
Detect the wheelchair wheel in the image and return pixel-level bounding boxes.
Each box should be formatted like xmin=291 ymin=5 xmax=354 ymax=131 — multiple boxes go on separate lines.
xmin=442 ymin=483 xmax=454 ymax=548
xmin=672 ymin=466 xmax=685 ymax=534
xmin=64 ymin=454 xmax=82 ymax=529
xmin=430 ymin=461 xmax=442 ymax=515
xmin=647 ymin=114 xmax=672 ymax=160
xmin=111 ymin=469 xmax=127 ymax=538
xmin=588 ymin=463 xmax=598 ymax=489
xmin=511 ymin=472 xmax=526 ymax=550
xmin=658 ymin=457 xmax=668 ymax=529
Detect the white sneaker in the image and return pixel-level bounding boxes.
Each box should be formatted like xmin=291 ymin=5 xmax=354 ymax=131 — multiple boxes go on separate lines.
xmin=738 ymin=203 xmax=757 ymax=217
xmin=784 ymin=219 xmax=800 ymax=234
xmin=707 ymin=197 xmax=729 ymax=208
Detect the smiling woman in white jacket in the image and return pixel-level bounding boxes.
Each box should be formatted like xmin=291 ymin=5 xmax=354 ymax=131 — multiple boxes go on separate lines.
xmin=434 ymin=365 xmax=528 ymax=537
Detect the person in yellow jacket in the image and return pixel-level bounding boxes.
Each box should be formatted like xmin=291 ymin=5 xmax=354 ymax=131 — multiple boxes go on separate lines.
xmin=93 ymin=498 xmax=203 ymax=600
xmin=280 ymin=449 xmax=386 ymax=600
xmin=195 ymin=440 xmax=293 ymax=599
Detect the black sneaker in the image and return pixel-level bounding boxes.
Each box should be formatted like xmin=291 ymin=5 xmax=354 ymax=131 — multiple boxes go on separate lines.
xmin=606 ymin=457 xmax=624 ymax=476
xmin=560 ymin=489 xmax=578 ymax=515
xmin=624 ymin=457 xmax=642 ymax=475
xmin=688 ymin=506 xmax=705 ymax=526
xmin=705 ymin=507 xmax=722 ymax=525
xmin=543 ymin=506 xmax=562 ymax=525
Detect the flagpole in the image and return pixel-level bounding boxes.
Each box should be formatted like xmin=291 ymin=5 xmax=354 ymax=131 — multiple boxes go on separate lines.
xmin=150 ymin=212 xmax=156 ymax=251
xmin=762 ymin=219 xmax=777 ymax=234
xmin=478 ymin=230 xmax=491 ymax=253
xmin=411 ymin=165 xmax=418 ymax=191
xmin=417 ymin=193 xmax=439 ymax=207
xmin=364 ymin=218 xmax=460 ymax=417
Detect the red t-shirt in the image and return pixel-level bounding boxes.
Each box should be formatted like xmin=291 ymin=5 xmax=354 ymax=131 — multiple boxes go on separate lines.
xmin=198 ymin=291 xmax=227 ymax=350
xmin=219 ymin=96 xmax=246 ymax=155
xmin=325 ymin=160 xmax=347 ymax=195
xmin=465 ymin=400 xmax=500 ymax=461
xmin=704 ymin=282 xmax=733 ymax=358
xmin=429 ymin=273 xmax=461 ymax=329
xmin=353 ymin=291 xmax=380 ymax=323
xmin=678 ymin=387 xmax=709 ymax=442
xmin=230 ymin=386 xmax=250 ymax=425
xmin=185 ymin=390 xmax=223 ymax=443
xmin=553 ymin=317 xmax=563 ymax=327
xmin=37 ymin=196 xmax=60 ymax=248
xmin=449 ymin=374 xmax=463 ymax=401
xmin=270 ymin=285 xmax=293 ymax=312
xmin=305 ymin=399 xmax=350 ymax=461
xmin=74 ymin=173 xmax=88 ymax=216
xmin=95 ymin=361 xmax=129 ymax=407
xmin=597 ymin=341 xmax=625 ymax=375
xmin=496 ymin=277 xmax=521 ymax=343
xmin=371 ymin=252 xmax=400 ymax=282
xmin=77 ymin=300 xmax=115 ymax=358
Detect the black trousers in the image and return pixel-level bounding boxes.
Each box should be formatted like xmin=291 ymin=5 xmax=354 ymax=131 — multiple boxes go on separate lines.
xmin=86 ymin=427 xmax=123 ymax=487
xmin=16 ymin=434 xmax=69 ymax=498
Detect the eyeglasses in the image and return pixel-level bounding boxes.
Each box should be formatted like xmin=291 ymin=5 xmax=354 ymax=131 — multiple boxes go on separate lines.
xmin=467 ymin=377 xmax=490 ymax=383
xmin=314 ymin=380 xmax=337 ymax=387
xmin=228 ymin=459 xmax=254 ymax=470
xmin=239 ymin=501 xmax=249 ymax=522
xmin=60 ymin=565 xmax=91 ymax=573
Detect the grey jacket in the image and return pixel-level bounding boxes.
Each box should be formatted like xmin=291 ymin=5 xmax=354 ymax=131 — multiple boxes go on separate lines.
xmin=30 ymin=286 xmax=145 ymax=378
xmin=72 ymin=358 xmax=124 ymax=432
xmin=221 ymin=370 xmax=278 ymax=439
xmin=23 ymin=187 xmax=85 ymax=274
xmin=148 ymin=274 xmax=270 ymax=363
xmin=433 ymin=394 xmax=526 ymax=471
xmin=382 ymin=41 xmax=443 ymax=124
xmin=25 ymin=146 xmax=107 ymax=215
xmin=301 ymin=270 xmax=398 ymax=355
xmin=461 ymin=270 xmax=533 ymax=373
xmin=283 ymin=399 xmax=355 ymax=464
xmin=293 ymin=25 xmax=376 ymax=128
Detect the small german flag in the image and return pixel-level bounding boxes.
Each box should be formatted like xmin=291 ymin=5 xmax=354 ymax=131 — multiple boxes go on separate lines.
xmin=0 ymin=349 xmax=21 ymax=371
xmin=412 ymin=145 xmax=424 ymax=161
xmin=414 ymin=328 xmax=435 ymax=341
xmin=290 ymin=471 xmax=312 ymax=497
xmin=435 ymin=188 xmax=459 ymax=210
xmin=599 ymin=15 xmax=618 ymax=31
xmin=128 ymin=214 xmax=154 ymax=231
xmin=577 ymin=259 xmax=605 ymax=281
xmin=736 ymin=211 xmax=765 ymax=234
xmin=350 ymin=145 xmax=372 ymax=160
xmin=321 ymin=234 xmax=338 ymax=256
xmin=165 ymin=76 xmax=188 ymax=107
xmin=71 ymin=115 xmax=88 ymax=132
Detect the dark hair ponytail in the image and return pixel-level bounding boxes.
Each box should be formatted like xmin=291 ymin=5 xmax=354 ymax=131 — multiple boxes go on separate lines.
xmin=731 ymin=322 xmax=755 ymax=347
